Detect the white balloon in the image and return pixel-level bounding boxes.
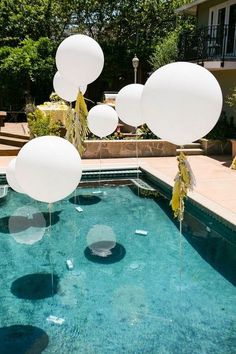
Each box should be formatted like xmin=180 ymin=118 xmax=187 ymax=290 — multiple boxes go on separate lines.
xmin=87 ymin=224 xmax=116 ymax=257
xmin=53 ymin=71 xmax=78 ymax=102
xmin=87 ymin=104 xmax=118 ymax=138
xmin=80 ymin=85 xmax=87 ymax=95
xmin=115 ymin=84 xmax=144 ymax=127
xmin=56 ymin=34 xmax=104 ymax=86
xmin=141 ymin=62 xmax=223 ymax=145
xmin=15 ymin=136 xmax=82 ymax=203
xmin=6 ymin=158 xmax=24 ymax=193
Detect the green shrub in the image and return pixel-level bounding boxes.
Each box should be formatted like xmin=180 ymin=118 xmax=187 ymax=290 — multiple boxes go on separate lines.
xmin=205 ymin=112 xmax=235 ymax=140
xmin=27 ymin=109 xmax=62 ymax=138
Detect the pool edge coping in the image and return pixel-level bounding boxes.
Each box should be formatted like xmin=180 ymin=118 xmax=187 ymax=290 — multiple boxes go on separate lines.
xmin=140 ymin=164 xmax=236 ymax=232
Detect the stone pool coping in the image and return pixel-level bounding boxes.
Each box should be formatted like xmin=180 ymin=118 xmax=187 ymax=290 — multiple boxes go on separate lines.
xmin=1 ymin=155 xmax=236 ymax=229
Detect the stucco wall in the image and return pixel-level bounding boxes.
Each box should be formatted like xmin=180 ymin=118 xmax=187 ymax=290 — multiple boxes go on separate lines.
xmin=212 ymin=70 xmax=236 ymax=121
xmin=198 ymin=0 xmax=226 ymax=26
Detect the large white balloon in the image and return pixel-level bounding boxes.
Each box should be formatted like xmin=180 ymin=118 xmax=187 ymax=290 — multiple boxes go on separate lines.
xmin=53 ymin=72 xmax=87 ymax=102
xmin=6 ymin=158 xmax=24 ymax=193
xmin=56 ymin=34 xmax=104 ymax=86
xmin=87 ymin=104 xmax=118 ymax=138
xmin=141 ymin=62 xmax=223 ymax=145
xmin=15 ymin=136 xmax=82 ymax=203
xmin=115 ymin=84 xmax=144 ymax=127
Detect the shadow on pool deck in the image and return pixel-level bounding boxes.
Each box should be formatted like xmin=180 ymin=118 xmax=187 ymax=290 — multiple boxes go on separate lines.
xmin=11 ymin=273 xmax=59 ymax=300
xmin=0 ymin=325 xmax=49 ymax=354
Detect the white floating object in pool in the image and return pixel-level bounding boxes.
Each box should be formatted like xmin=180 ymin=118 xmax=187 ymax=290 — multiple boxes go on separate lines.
xmin=130 ymin=262 xmax=139 ymax=270
xmin=0 ymin=185 xmax=8 ymax=198
xmin=66 ymin=259 xmax=74 ymax=270
xmin=92 ymin=190 xmax=103 ymax=195
xmin=75 ymin=206 xmax=83 ymax=212
xmin=47 ymin=315 xmax=65 ymax=325
xmin=135 ymin=229 xmax=148 ymax=236
xmin=206 ymin=226 xmax=211 ymax=233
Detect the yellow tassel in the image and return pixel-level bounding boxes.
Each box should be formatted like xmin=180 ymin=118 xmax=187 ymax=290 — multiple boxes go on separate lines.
xmin=170 ymin=152 xmax=195 ymax=220
xmin=66 ymin=91 xmax=88 ymax=155
xmin=230 ymin=156 xmax=236 ymax=170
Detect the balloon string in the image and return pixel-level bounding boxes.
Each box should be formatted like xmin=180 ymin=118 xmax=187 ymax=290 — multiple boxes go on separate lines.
xmin=135 ymin=127 xmax=140 ymax=198
xmin=48 ymin=202 xmax=54 ymax=299
xmin=178 ymin=146 xmax=184 ymax=293
xmin=99 ymin=138 xmax=102 ymax=189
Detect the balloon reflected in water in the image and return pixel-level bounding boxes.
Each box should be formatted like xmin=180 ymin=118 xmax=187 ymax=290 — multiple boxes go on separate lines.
xmin=9 ymin=206 xmax=46 ymax=245
xmin=87 ymin=224 xmax=116 ymax=257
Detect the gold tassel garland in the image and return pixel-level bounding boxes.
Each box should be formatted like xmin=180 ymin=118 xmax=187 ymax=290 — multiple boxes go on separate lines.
xmin=170 ymin=151 xmax=196 ymax=221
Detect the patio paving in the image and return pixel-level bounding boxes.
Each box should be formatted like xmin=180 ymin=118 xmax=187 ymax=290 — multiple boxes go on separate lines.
xmin=1 ymin=154 xmax=236 ymax=226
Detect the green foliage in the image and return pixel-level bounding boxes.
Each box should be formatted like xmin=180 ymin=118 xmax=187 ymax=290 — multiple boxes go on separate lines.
xmin=0 ymin=0 xmax=190 ymax=109
xmin=205 ymin=112 xmax=235 ymax=140
xmin=136 ymin=124 xmax=158 ymax=139
xmin=27 ymin=109 xmax=62 ymax=138
xmin=226 ymin=87 xmax=236 ymax=112
xmin=150 ymin=31 xmax=179 ymax=70
xmin=0 ymin=0 xmax=75 ymax=45
xmin=0 ymin=37 xmax=55 ymax=109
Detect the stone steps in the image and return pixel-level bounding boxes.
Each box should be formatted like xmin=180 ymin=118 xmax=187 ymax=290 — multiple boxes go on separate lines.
xmin=0 ymin=143 xmax=20 ymax=156
xmin=177 ymin=142 xmax=204 ymax=155
xmin=0 ymin=131 xmax=30 ymax=140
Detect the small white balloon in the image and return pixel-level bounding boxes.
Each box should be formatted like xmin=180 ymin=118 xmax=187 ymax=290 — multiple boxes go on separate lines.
xmin=141 ymin=62 xmax=223 ymax=145
xmin=87 ymin=104 xmax=118 ymax=138
xmin=15 ymin=136 xmax=82 ymax=203
xmin=6 ymin=158 xmax=24 ymax=193
xmin=87 ymin=224 xmax=116 ymax=257
xmin=56 ymin=34 xmax=104 ymax=86
xmin=115 ymin=84 xmax=144 ymax=127
xmin=53 ymin=71 xmax=78 ymax=102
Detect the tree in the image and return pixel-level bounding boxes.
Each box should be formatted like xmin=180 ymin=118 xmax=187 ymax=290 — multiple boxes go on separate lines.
xmin=69 ymin=0 xmax=181 ymax=93
xmin=0 ymin=0 xmax=75 ymax=45
xmin=0 ymin=38 xmax=56 ymax=109
xmin=150 ymin=30 xmax=179 ymax=70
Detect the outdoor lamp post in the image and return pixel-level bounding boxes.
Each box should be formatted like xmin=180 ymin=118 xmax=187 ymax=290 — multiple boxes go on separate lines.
xmin=132 ymin=54 xmax=139 ymax=83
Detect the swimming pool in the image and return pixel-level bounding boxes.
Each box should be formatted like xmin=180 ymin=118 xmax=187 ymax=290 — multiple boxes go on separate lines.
xmin=0 ymin=174 xmax=235 ymax=353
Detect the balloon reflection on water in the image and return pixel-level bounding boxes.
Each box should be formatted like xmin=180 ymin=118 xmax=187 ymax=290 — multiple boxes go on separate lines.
xmin=87 ymin=224 xmax=116 ymax=257
xmin=9 ymin=206 xmax=46 ymax=245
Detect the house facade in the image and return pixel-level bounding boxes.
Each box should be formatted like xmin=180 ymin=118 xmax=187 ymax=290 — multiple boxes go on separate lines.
xmin=177 ymin=0 xmax=236 ymax=120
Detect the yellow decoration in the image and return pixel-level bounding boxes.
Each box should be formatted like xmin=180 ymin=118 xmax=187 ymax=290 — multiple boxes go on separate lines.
xmin=37 ymin=102 xmax=69 ymax=126
xmin=65 ymin=91 xmax=88 ymax=155
xmin=230 ymin=156 xmax=236 ymax=170
xmin=170 ymin=152 xmax=195 ymax=220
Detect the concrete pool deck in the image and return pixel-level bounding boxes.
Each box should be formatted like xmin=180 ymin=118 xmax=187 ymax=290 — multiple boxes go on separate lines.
xmin=1 ymin=154 xmax=236 ymax=226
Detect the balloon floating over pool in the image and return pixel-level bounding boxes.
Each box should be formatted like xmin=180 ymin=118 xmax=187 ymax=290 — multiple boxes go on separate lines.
xmin=15 ymin=136 xmax=82 ymax=203
xmin=87 ymin=224 xmax=116 ymax=257
xmin=53 ymin=71 xmax=87 ymax=102
xmin=141 ymin=62 xmax=223 ymax=145
xmin=87 ymin=104 xmax=118 ymax=138
xmin=6 ymin=158 xmax=24 ymax=194
xmin=115 ymin=84 xmax=144 ymax=127
xmin=56 ymin=34 xmax=104 ymax=87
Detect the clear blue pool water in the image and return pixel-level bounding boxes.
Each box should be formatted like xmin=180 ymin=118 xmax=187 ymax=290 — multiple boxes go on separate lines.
xmin=0 ymin=181 xmax=235 ymax=353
